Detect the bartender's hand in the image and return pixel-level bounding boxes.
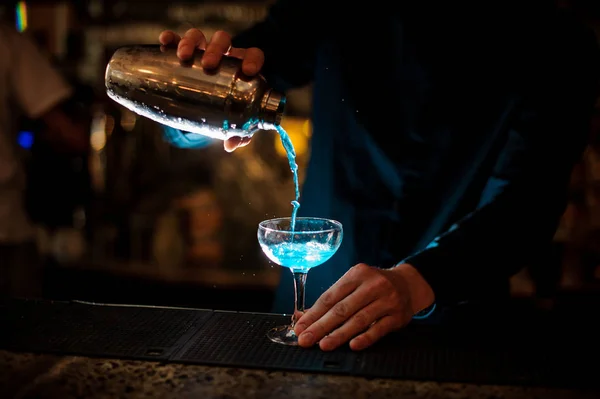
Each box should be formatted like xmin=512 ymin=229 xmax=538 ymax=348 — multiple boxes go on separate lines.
xmin=294 ymin=263 xmax=435 ymax=351
xmin=159 ymin=28 xmax=265 ymax=152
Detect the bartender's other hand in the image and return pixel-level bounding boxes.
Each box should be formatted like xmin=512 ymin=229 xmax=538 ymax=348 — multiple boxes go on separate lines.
xmin=159 ymin=29 xmax=265 ymax=152
xmin=294 ymin=263 xmax=435 ymax=351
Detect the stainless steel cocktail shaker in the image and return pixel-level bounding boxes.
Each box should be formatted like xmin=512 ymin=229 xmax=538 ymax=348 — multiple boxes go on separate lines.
xmin=105 ymin=45 xmax=286 ymax=140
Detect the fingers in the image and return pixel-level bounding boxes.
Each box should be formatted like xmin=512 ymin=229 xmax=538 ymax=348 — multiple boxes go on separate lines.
xmin=223 ymin=136 xmax=251 ymax=152
xmin=227 ymin=47 xmax=265 ymax=76
xmin=159 ymin=30 xmax=181 ymax=47
xmin=297 ymin=285 xmax=378 ymax=349
xmin=295 ymin=265 xmax=370 ymax=338
xmin=239 ymin=137 xmax=252 ymax=147
xmin=159 ymin=29 xmax=265 ymax=77
xmin=177 ymin=28 xmax=207 ymax=60
xmin=241 ymin=47 xmax=265 ymax=76
xmin=202 ymin=30 xmax=232 ymax=69
xmin=224 ymin=137 xmax=242 ymax=152
xmin=350 ymin=315 xmax=404 ymax=351
xmin=317 ymin=298 xmax=391 ymax=351
xmin=293 ymin=264 xmax=416 ymax=351
xmin=295 ymin=278 xmax=359 ymax=338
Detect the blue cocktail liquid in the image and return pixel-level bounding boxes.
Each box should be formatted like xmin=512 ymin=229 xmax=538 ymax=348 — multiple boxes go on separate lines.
xmin=276 ymin=125 xmax=300 ymax=230
xmin=260 ymin=241 xmax=337 ymax=273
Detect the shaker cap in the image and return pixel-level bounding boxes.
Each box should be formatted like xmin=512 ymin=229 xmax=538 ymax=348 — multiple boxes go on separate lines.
xmin=261 ymin=90 xmax=286 ymax=125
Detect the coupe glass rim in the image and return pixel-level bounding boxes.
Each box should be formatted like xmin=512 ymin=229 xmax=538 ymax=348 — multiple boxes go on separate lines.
xmin=258 ymin=217 xmax=342 ymax=235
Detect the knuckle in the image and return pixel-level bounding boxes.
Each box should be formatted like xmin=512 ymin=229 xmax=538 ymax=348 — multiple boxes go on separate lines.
xmin=332 ymin=302 xmax=349 ymax=319
xmin=338 ymin=280 xmax=355 ymax=293
xmin=348 ymin=263 xmax=369 ymax=278
xmin=371 ymin=275 xmax=392 ymax=290
xmin=355 ymin=263 xmax=370 ymax=272
xmin=386 ymin=291 xmax=403 ymax=309
xmin=388 ymin=293 xmax=400 ymax=306
xmin=353 ymin=311 xmax=371 ymax=329
xmin=320 ymin=292 xmax=335 ymax=308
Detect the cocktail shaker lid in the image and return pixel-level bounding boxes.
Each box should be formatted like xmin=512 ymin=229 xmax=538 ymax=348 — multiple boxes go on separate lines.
xmin=261 ymin=90 xmax=286 ymax=126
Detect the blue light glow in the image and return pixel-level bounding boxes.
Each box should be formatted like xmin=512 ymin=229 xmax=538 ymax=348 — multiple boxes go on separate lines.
xmin=162 ymin=126 xmax=215 ymax=149
xmin=17 ymin=130 xmax=34 ymax=149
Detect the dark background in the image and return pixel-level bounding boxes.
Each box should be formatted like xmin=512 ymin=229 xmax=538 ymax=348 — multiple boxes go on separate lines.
xmin=1 ymin=0 xmax=599 ymax=312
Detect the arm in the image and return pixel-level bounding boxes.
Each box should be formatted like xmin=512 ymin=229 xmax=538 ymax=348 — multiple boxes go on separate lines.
xmin=403 ymin=26 xmax=600 ymax=305
xmin=231 ymin=0 xmax=328 ymax=91
xmin=3 ymin=25 xmax=87 ymax=153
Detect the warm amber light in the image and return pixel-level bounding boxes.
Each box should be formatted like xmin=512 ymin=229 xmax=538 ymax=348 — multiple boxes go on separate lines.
xmin=274 ymin=117 xmax=312 ymax=157
xmin=120 ymin=109 xmax=137 ymax=131
xmin=90 ymin=113 xmax=107 ymax=151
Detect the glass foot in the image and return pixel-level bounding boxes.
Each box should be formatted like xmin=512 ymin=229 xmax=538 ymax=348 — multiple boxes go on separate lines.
xmin=267 ymin=324 xmax=298 ymax=345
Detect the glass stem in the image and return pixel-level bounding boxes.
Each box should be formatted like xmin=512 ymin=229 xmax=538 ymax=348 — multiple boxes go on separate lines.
xmin=291 ymin=271 xmax=307 ymax=328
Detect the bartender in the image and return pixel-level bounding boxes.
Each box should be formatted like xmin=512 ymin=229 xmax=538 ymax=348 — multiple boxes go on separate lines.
xmin=159 ymin=0 xmax=600 ymax=351
xmin=0 ymin=21 xmax=88 ymax=298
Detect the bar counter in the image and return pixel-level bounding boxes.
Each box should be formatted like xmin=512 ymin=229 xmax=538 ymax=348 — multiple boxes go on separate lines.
xmin=2 ymin=298 xmax=599 ymax=399
xmin=2 ymin=349 xmax=596 ymax=399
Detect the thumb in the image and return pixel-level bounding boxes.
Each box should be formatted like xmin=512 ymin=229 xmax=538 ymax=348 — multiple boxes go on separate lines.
xmin=224 ymin=137 xmax=243 ymax=152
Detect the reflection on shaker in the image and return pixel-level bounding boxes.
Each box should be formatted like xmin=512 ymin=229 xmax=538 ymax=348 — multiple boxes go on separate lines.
xmin=105 ymin=45 xmax=286 ymax=142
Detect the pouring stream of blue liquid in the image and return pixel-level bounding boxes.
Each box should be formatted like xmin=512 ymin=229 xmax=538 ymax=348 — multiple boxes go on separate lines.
xmin=276 ymin=125 xmax=300 ymax=231
xmin=163 ymin=121 xmax=301 ymax=230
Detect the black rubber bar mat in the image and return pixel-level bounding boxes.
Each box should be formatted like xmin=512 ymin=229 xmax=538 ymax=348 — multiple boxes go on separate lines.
xmin=173 ymin=310 xmax=597 ymax=388
xmin=353 ymin=325 xmax=581 ymax=387
xmin=0 ymin=299 xmax=210 ymax=360
xmin=1 ymin=299 xmax=597 ymax=388
xmin=173 ymin=311 xmax=357 ymax=373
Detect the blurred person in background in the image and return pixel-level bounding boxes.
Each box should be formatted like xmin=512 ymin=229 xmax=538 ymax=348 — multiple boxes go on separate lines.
xmin=160 ymin=0 xmax=600 ymax=351
xmin=0 ymin=22 xmax=88 ymax=298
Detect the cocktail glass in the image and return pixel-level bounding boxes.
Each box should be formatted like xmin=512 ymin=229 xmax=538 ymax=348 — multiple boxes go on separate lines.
xmin=258 ymin=217 xmax=343 ymax=345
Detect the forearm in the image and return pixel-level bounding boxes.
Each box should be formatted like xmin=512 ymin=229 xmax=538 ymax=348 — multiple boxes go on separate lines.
xmin=404 ymin=176 xmax=572 ymax=304
xmin=404 ymin=88 xmax=597 ymax=304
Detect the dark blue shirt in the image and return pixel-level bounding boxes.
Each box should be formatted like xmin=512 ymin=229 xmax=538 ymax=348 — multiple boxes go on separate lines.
xmin=231 ymin=1 xmax=600 ymax=311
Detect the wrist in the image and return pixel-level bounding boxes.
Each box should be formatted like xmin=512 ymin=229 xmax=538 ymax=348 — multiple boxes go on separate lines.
xmin=393 ymin=263 xmax=436 ymax=315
